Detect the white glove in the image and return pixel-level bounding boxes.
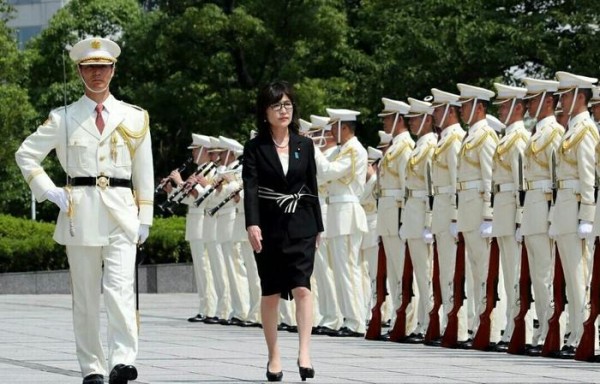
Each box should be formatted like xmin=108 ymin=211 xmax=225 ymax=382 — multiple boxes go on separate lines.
xmin=399 ymin=226 xmax=407 ymax=241
xmin=138 ymin=224 xmax=150 ymax=244
xmin=449 ymin=222 xmax=458 ymax=239
xmin=515 ymin=227 xmax=523 ymax=243
xmin=548 ymin=223 xmax=558 ymax=239
xmin=479 ymin=221 xmax=493 ymax=238
xmin=578 ymin=220 xmax=593 ymax=239
xmin=422 ymin=228 xmax=434 ymax=244
xmin=45 ymin=187 xmax=69 ymax=212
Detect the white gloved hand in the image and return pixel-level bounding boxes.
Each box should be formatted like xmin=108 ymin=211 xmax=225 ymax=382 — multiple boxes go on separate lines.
xmin=515 ymin=227 xmax=523 ymax=243
xmin=138 ymin=224 xmax=150 ymax=244
xmin=577 ymin=220 xmax=593 ymax=239
xmin=422 ymin=227 xmax=434 ymax=244
xmin=399 ymin=226 xmax=407 ymax=241
xmin=449 ymin=222 xmax=458 ymax=239
xmin=45 ymin=187 xmax=69 ymax=212
xmin=479 ymin=221 xmax=493 ymax=238
xmin=548 ymin=223 xmax=558 ymax=239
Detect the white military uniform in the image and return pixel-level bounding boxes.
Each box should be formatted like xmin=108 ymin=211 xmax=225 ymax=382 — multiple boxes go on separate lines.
xmin=522 ymin=114 xmax=564 ymax=346
xmin=15 ymin=93 xmax=153 ymax=377
xmin=552 ymin=110 xmax=598 ymax=347
xmin=377 ymin=131 xmax=415 ymax=332
xmin=432 ymin=121 xmax=467 ymax=341
xmin=491 ymin=116 xmax=531 ymax=344
xmin=316 ymin=134 xmax=368 ymax=334
xmin=457 ymin=115 xmax=499 ymax=340
xmin=360 ymin=160 xmax=379 ymax=318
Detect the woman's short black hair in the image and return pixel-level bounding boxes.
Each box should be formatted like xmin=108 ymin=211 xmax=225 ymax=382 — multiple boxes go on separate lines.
xmin=255 ymin=81 xmax=300 ymax=137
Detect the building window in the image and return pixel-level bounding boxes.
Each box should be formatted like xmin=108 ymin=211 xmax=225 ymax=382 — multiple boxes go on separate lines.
xmin=14 ymin=26 xmax=41 ymax=49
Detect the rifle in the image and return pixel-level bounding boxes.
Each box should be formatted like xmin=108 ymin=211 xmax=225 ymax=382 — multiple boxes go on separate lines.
xmin=365 ymin=238 xmax=387 ymax=340
xmin=575 ymin=236 xmax=600 ymax=361
xmin=388 ymin=244 xmax=413 ymax=342
xmin=207 ymin=186 xmax=243 ymax=217
xmin=472 ymin=237 xmax=500 ymax=350
xmin=441 ymin=232 xmax=466 ymax=348
xmin=508 ymin=152 xmax=532 ymax=355
xmin=425 ymin=241 xmax=442 ymax=343
xmin=541 ymin=243 xmax=566 ymax=357
xmin=507 ymin=244 xmax=532 ymax=354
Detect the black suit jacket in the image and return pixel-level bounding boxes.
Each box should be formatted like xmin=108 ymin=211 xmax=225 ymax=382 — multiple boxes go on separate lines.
xmin=243 ymin=131 xmax=324 ymax=240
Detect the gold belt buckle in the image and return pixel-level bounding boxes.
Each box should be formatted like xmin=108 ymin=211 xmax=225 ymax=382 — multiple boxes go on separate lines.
xmin=96 ymin=175 xmax=109 ymax=190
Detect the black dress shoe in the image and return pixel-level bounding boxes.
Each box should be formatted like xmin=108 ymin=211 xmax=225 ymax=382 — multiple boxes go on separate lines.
xmin=558 ymin=345 xmax=576 ymax=359
xmin=424 ymin=337 xmax=442 ymax=347
xmin=493 ymin=341 xmax=509 ymax=352
xmin=287 ymin=325 xmax=298 ymax=333
xmin=333 ymin=327 xmax=365 ymax=337
xmin=230 ymin=317 xmax=243 ymax=326
xmin=525 ymin=345 xmax=542 ymax=356
xmin=202 ymin=316 xmax=220 ymax=325
xmin=83 ymin=374 xmax=104 ymax=384
xmin=297 ymin=359 xmax=315 ymax=381
xmin=187 ymin=314 xmax=205 ymax=322
xmin=109 ymin=364 xmax=137 ymax=384
xmin=404 ymin=333 xmax=425 ymax=344
xmin=219 ymin=318 xmax=233 ymax=326
xmin=266 ymin=362 xmax=283 ymax=382
xmin=456 ymin=339 xmax=473 ymax=349
xmin=278 ymin=323 xmax=290 ymax=331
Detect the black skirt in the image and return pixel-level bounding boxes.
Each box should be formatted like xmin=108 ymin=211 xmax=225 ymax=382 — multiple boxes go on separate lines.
xmin=254 ymin=233 xmax=317 ymax=300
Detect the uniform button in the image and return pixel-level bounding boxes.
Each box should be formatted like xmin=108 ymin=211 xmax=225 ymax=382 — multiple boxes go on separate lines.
xmin=99 ymin=141 xmax=105 ymax=146
xmin=99 ymin=156 xmax=106 ymax=161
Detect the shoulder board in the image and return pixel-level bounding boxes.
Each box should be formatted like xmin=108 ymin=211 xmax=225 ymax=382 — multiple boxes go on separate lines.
xmin=119 ymin=100 xmax=145 ymax=112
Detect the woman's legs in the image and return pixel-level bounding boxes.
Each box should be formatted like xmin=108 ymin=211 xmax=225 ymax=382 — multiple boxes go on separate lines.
xmin=292 ymin=286 xmax=313 ymax=368
xmin=262 ymin=294 xmax=281 ymax=372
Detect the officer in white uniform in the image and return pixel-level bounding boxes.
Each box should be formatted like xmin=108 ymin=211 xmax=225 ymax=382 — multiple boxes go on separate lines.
xmin=311 ymin=114 xmax=344 ymax=335
xmin=375 ymin=98 xmax=416 ymax=338
xmin=550 ymin=71 xmax=599 ymax=358
xmin=361 ymin=146 xmax=382 ymax=318
xmin=400 ymin=98 xmax=438 ymax=342
xmin=491 ymin=83 xmax=532 ymax=352
xmin=456 ymin=83 xmax=500 ymax=346
xmin=589 ymin=87 xmax=600 ymax=130
xmin=430 ymin=88 xmax=468 ymax=344
xmin=520 ymin=77 xmax=565 ymax=356
xmin=315 ymin=108 xmax=368 ymax=337
xmin=162 ymin=133 xmax=217 ymax=323
xmin=15 ymin=37 xmax=152 ymax=384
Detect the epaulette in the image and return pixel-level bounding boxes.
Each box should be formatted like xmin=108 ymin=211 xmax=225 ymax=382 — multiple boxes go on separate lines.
xmin=119 ymin=100 xmax=145 ymax=112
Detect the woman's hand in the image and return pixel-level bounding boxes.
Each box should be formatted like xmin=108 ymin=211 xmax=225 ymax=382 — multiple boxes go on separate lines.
xmin=247 ymin=225 xmax=263 ymax=253
xmin=316 ymin=232 xmax=322 ymax=249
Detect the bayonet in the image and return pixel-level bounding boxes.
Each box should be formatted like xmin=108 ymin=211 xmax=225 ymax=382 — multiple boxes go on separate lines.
xmin=426 ymin=161 xmax=434 ymax=211
xmin=550 ymin=149 xmax=557 ymax=206
xmin=517 ymin=152 xmax=525 ymax=207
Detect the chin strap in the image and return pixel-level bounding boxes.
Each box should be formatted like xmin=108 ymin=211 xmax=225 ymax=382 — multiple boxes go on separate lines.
xmin=466 ymin=98 xmax=478 ymax=126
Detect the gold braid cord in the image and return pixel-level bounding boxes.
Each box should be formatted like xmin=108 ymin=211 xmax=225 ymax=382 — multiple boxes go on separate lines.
xmin=115 ymin=110 xmax=150 ymax=159
xmin=334 ymin=147 xmax=356 ymax=185
xmin=526 ymin=127 xmax=562 ymax=167
xmin=383 ymin=142 xmax=412 ymax=177
xmin=560 ymin=124 xmax=599 ymax=167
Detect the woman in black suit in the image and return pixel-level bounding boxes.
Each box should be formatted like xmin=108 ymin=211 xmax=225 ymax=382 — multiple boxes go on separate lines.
xmin=243 ymin=81 xmax=323 ymax=382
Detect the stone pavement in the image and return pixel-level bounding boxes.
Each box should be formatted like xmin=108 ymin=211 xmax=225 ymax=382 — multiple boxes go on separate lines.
xmin=1 ymin=293 xmax=600 ymax=383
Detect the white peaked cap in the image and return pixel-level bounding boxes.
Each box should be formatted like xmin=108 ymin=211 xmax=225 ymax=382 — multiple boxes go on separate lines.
xmin=207 ymin=136 xmax=225 ymax=152
xmin=522 ymin=78 xmax=559 ymax=99
xmin=367 ymin=146 xmax=383 ymax=161
xmin=326 ymin=108 xmax=360 ymax=124
xmin=486 ymin=114 xmax=506 ymax=133
xmin=457 ymin=83 xmax=495 ymax=102
xmin=69 ymin=37 xmax=120 ymax=65
xmin=219 ymin=136 xmax=243 ymax=156
xmin=431 ymin=88 xmax=461 ymax=107
xmin=493 ymin=83 xmax=528 ymax=104
xmin=406 ymin=97 xmax=433 ymax=117
xmin=556 ymin=71 xmax=597 ymax=93
xmin=377 ymin=130 xmax=392 ymax=148
xmin=299 ymin=118 xmax=312 ymax=133
xmin=378 ymin=97 xmax=411 ymax=116
xmin=188 ymin=133 xmax=211 ymax=149
xmin=589 ymin=86 xmax=600 ymax=106
xmin=310 ymin=114 xmax=330 ymax=128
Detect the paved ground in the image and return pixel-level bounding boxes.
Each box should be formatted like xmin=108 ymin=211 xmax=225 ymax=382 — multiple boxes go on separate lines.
xmin=1 ymin=293 xmax=600 ymax=383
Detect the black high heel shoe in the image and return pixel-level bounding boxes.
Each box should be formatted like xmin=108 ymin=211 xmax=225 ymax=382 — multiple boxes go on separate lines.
xmin=266 ymin=362 xmax=283 ymax=382
xmin=297 ymin=359 xmax=315 ymax=381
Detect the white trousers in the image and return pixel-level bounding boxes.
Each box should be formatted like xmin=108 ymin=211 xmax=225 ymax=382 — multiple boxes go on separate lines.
xmin=66 ymin=225 xmax=137 ymax=378
xmin=407 ymin=239 xmax=433 ymax=335
xmin=205 ymin=241 xmax=231 ymax=319
xmin=329 ymin=233 xmax=366 ymax=333
xmin=237 ymin=241 xmax=262 ymax=323
xmin=221 ymin=240 xmax=250 ymax=320
xmin=312 ymin=238 xmax=342 ymax=329
xmin=190 ymin=240 xmax=216 ymax=317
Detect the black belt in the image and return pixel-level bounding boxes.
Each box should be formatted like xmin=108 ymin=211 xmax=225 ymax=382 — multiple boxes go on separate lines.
xmin=70 ymin=176 xmax=132 ymax=189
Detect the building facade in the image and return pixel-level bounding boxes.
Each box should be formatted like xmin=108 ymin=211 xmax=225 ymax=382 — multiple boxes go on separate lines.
xmin=7 ymin=0 xmax=69 ymax=49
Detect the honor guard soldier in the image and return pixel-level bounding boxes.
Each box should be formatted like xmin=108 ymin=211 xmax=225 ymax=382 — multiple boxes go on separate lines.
xmin=315 ymin=108 xmax=368 ymax=337
xmin=399 ymin=97 xmax=438 ymax=343
xmin=361 ymin=146 xmax=383 ymax=319
xmin=520 ymin=77 xmax=564 ymax=356
xmin=589 ymin=86 xmax=600 ymax=130
xmin=430 ymin=88 xmax=468 ymax=345
xmin=15 ymin=37 xmax=153 ymax=384
xmin=491 ymin=83 xmax=532 ymax=352
xmin=550 ymin=71 xmax=599 ymax=358
xmin=375 ymin=98 xmax=416 ymax=339
xmin=456 ymin=83 xmax=500 ymax=347
xmin=310 ymin=115 xmax=343 ymax=335
xmin=163 ymin=133 xmax=217 ymax=323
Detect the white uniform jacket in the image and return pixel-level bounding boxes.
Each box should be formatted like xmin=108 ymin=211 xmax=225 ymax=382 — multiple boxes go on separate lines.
xmin=15 ymin=94 xmax=153 ymax=246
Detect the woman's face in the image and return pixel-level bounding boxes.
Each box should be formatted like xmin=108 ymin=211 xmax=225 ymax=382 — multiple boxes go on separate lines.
xmin=266 ymin=94 xmax=293 ymax=130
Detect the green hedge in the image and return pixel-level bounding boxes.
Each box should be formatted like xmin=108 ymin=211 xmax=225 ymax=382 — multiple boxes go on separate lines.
xmin=0 ymin=214 xmax=190 ymax=273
